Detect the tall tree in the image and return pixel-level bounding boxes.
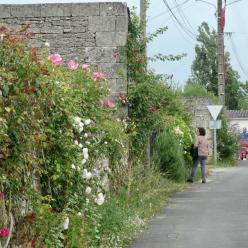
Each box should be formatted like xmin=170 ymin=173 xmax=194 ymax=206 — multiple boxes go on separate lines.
xmin=239 ymin=81 xmax=248 ymax=109
xmin=188 ymin=22 xmax=242 ymax=110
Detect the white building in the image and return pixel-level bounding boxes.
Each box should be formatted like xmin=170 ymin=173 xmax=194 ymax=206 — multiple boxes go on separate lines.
xmin=226 ymin=110 xmax=248 ymax=132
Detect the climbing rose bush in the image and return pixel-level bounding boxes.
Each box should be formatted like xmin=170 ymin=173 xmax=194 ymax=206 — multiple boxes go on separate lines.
xmin=0 ymin=27 xmax=128 ymax=247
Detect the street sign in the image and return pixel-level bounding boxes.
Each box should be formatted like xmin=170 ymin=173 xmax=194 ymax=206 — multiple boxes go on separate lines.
xmin=209 ymin=120 xmax=222 ymax=129
xmin=207 ymin=105 xmax=223 ymax=120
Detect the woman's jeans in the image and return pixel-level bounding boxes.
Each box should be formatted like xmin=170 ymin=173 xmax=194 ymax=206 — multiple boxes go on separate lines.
xmin=190 ymin=155 xmax=207 ymax=181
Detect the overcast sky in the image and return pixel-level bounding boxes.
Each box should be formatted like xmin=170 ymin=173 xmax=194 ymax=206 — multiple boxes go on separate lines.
xmin=0 ymin=0 xmax=247 ymax=86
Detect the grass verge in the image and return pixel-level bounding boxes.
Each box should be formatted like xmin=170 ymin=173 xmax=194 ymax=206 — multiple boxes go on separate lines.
xmin=97 ymin=165 xmax=186 ymax=248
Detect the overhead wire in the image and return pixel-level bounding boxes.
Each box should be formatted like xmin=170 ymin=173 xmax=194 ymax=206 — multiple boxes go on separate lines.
xmin=162 ymin=0 xmax=197 ymax=41
xmin=149 ymin=0 xmax=192 ymax=21
xmin=227 ymin=34 xmax=248 ymax=79
xmin=173 ymin=0 xmax=197 ymax=35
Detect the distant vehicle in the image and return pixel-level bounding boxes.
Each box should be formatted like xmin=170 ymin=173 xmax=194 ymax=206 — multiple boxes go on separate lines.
xmin=240 ymin=128 xmax=248 ymax=160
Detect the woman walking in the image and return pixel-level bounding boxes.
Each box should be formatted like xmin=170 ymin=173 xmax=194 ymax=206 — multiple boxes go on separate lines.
xmin=188 ymin=127 xmax=209 ymax=183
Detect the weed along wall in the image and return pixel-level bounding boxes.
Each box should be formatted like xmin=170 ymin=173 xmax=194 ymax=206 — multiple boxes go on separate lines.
xmin=184 ymin=96 xmax=213 ymax=156
xmin=0 ymin=2 xmax=128 ymax=98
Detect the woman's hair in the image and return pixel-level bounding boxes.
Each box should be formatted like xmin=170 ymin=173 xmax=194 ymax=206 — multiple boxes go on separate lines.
xmin=198 ymin=127 xmax=206 ymax=136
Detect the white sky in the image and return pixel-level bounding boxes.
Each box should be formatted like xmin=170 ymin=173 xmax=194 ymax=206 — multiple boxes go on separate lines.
xmin=0 ymin=0 xmax=247 ymax=86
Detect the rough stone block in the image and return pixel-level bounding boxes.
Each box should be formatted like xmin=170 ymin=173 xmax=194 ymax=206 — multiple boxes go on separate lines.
xmin=116 ymin=16 xmax=128 ymax=32
xmin=100 ymin=3 xmax=127 ymax=16
xmin=108 ymin=79 xmax=127 ymax=94
xmin=0 ymin=5 xmax=11 ymax=18
xmin=72 ymin=26 xmax=87 ymax=33
xmin=41 ymin=25 xmax=63 ymax=34
xmin=10 ymin=5 xmax=41 ymax=18
xmin=85 ymin=47 xmax=116 ymax=63
xmin=71 ymin=3 xmax=100 ymax=16
xmin=89 ymin=16 xmax=115 ymax=32
xmin=116 ymin=79 xmax=128 ymax=92
xmin=41 ymin=4 xmax=72 ymax=17
xmin=96 ymin=32 xmax=127 ymax=47
xmin=97 ymin=63 xmax=127 ymax=79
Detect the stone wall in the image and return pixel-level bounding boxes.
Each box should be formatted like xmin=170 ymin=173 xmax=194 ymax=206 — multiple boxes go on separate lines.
xmin=184 ymin=97 xmax=213 ymax=156
xmin=0 ymin=2 xmax=128 ymax=98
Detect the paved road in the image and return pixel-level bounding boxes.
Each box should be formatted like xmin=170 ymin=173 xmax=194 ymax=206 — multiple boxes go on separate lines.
xmin=129 ymin=161 xmax=248 ymax=248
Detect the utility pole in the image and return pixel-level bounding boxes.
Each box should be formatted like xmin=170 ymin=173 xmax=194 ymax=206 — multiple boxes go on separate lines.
xmin=140 ymin=0 xmax=147 ymax=64
xmin=140 ymin=0 xmax=150 ymax=167
xmin=217 ymin=0 xmax=225 ymax=105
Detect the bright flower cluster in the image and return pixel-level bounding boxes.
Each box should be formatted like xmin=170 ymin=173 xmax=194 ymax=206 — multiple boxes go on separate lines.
xmin=0 ymin=228 xmax=10 ymax=237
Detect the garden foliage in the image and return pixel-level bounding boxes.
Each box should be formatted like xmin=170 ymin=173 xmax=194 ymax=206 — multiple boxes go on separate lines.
xmin=0 ymin=26 xmax=127 ymax=247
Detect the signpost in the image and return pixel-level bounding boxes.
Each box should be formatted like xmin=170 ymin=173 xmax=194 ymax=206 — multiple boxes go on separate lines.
xmin=207 ymin=105 xmax=223 ymax=165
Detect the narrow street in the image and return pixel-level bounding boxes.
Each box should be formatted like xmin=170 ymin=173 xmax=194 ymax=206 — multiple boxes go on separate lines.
xmin=130 ymin=161 xmax=248 ymax=248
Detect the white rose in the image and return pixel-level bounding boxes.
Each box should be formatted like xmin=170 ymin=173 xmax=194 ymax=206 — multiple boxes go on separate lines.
xmin=71 ymin=164 xmax=76 ymax=170
xmin=74 ymin=140 xmax=79 ymax=145
xmin=83 ymin=169 xmax=92 ymax=180
xmin=63 ymin=217 xmax=69 ymax=230
xmin=78 ymin=143 xmax=83 ymax=148
xmin=83 ymin=153 xmax=89 ymax=160
xmin=85 ymin=187 xmax=92 ymax=194
xmin=78 ymin=122 xmax=84 ymax=128
xmin=74 ymin=117 xmax=81 ymax=124
xmin=81 ymin=159 xmax=87 ymax=165
xmin=84 ymin=119 xmax=91 ymax=125
xmin=44 ymin=41 xmax=50 ymax=47
xmin=95 ymin=193 xmax=105 ymax=206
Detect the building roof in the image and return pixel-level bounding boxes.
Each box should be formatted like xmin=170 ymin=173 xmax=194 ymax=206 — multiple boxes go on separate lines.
xmin=226 ymin=110 xmax=248 ymax=119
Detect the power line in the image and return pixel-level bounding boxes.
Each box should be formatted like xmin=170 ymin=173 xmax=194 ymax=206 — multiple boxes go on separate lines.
xmin=227 ymin=35 xmax=248 ymax=79
xmin=227 ymin=0 xmax=244 ymax=6
xmin=162 ymin=0 xmax=197 ymax=41
xmin=173 ymin=0 xmax=197 ymax=35
xmin=149 ymin=0 xmax=192 ymax=21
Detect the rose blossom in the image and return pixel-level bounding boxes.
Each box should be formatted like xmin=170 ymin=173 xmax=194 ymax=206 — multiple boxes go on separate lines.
xmin=95 ymin=193 xmax=105 ymax=205
xmin=63 ymin=217 xmax=69 ymax=230
xmin=0 ymin=228 xmax=10 ymax=237
xmin=85 ymin=187 xmax=92 ymax=194
xmin=67 ymin=59 xmax=79 ymax=70
xmin=99 ymin=98 xmax=116 ymax=109
xmin=48 ymin=53 xmax=63 ymax=65
xmin=92 ymin=219 xmax=97 ymax=226
xmin=114 ymin=52 xmax=120 ymax=60
xmin=83 ymin=169 xmax=92 ymax=180
xmin=82 ymin=64 xmax=90 ymax=71
xmin=84 ymin=119 xmax=91 ymax=125
xmin=93 ymin=72 xmax=105 ymax=81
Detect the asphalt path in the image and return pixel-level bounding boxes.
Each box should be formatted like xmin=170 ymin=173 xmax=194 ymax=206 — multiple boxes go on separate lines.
xmin=129 ymin=161 xmax=248 ymax=248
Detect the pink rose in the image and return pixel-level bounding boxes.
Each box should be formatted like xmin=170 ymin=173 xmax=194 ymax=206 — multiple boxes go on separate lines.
xmin=114 ymin=52 xmax=120 ymax=61
xmin=82 ymin=64 xmax=90 ymax=71
xmin=99 ymin=98 xmax=116 ymax=109
xmin=93 ymin=72 xmax=105 ymax=81
xmin=67 ymin=59 xmax=79 ymax=70
xmin=92 ymin=219 xmax=97 ymax=226
xmin=48 ymin=53 xmax=63 ymax=65
xmin=0 ymin=228 xmax=10 ymax=237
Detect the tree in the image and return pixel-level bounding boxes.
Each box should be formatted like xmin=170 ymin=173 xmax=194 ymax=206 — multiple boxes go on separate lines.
xmin=239 ymin=81 xmax=248 ymax=109
xmin=188 ymin=22 xmax=242 ymax=110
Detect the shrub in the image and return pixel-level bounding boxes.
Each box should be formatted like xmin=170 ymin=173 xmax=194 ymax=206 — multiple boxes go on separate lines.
xmin=217 ymin=112 xmax=240 ymax=160
xmin=152 ymin=129 xmax=187 ymax=182
xmin=0 ymin=26 xmax=127 ymax=247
